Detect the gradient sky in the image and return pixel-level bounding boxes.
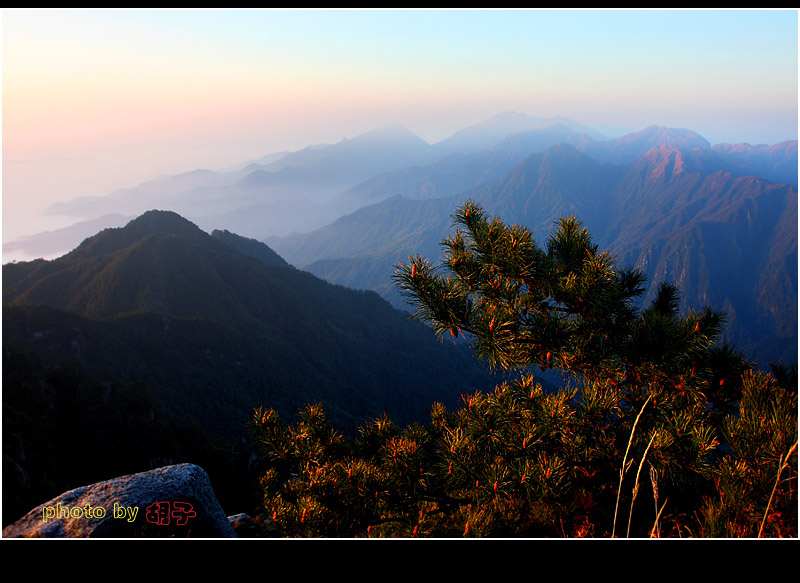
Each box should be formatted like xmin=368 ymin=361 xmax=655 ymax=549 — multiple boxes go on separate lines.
xmin=2 ymin=8 xmax=798 ymax=243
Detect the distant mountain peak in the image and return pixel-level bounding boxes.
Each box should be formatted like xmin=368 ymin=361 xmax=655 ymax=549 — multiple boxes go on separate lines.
xmin=434 ymin=111 xmax=605 ymax=155
xmin=349 ymin=122 xmax=429 ymax=146
xmin=63 ymin=210 xmax=205 ymax=262
xmin=640 ymin=145 xmax=687 ymax=181
xmin=541 ymin=141 xmax=585 ymax=159
xmin=123 ymin=209 xmax=203 ymax=236
xmin=620 ymin=125 xmax=710 ymax=149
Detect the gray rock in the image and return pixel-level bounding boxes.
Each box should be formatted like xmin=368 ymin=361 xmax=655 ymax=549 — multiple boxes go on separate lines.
xmin=227 ymin=512 xmax=251 ymax=524
xmin=2 ymin=463 xmax=236 ymax=538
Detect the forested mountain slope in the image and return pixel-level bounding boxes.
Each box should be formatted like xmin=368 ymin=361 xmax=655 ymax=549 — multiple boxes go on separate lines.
xmin=271 ymin=141 xmax=797 ymax=367
xmin=3 ymin=211 xmax=495 ymax=435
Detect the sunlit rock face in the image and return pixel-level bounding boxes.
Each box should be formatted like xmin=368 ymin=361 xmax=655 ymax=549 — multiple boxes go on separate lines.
xmin=2 ymin=463 xmax=236 ymax=538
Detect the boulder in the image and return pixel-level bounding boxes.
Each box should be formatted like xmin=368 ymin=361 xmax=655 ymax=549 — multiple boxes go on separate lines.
xmin=2 ymin=463 xmax=236 ymax=538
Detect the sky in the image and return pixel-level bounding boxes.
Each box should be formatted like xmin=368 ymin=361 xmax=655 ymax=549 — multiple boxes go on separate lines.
xmin=2 ymin=8 xmax=798 ymax=245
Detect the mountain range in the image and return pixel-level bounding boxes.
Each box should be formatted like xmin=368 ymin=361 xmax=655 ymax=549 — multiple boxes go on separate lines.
xmin=5 ymin=111 xmax=797 ymax=369
xmin=3 ymin=210 xmax=496 ymax=437
xmin=3 ymin=112 xmax=796 ymax=525
xmin=266 ymin=123 xmax=797 ymax=367
xmin=36 ymin=122 xmax=442 ymax=244
xmin=2 ymin=209 xmax=507 ymax=524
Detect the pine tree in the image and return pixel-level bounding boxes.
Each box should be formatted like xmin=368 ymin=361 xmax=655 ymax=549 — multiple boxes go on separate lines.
xmin=249 ymin=201 xmax=796 ymax=538
xmin=393 ymin=201 xmax=726 ymax=389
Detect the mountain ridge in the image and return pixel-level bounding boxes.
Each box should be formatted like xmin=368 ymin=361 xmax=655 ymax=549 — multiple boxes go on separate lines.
xmin=5 ymin=114 xmax=797 ymax=369
xmin=7 ymin=113 xmax=796 ymax=262
xmin=3 ymin=210 xmax=498 ymax=436
xmin=269 ymin=141 xmax=797 ymax=367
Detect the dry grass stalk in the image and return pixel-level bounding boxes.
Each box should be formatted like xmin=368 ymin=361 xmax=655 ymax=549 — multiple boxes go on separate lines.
xmin=650 ymin=498 xmax=668 ymax=538
xmin=649 ymin=462 xmax=661 ymax=538
xmin=627 ymin=432 xmax=656 ymax=538
xmin=612 ymin=394 xmax=652 ymax=538
xmin=758 ymin=439 xmax=798 ymax=538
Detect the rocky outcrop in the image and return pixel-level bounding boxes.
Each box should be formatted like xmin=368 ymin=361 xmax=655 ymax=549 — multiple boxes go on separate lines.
xmin=2 ymin=463 xmax=236 ymax=538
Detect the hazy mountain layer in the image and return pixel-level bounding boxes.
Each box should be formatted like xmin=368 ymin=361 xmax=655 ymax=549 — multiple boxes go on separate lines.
xmin=270 ymin=141 xmax=797 ymax=368
xmin=39 ymin=123 xmax=440 ymax=241
xmin=6 ymin=114 xmax=796 ymax=367
xmin=10 ymin=113 xmax=794 ymax=261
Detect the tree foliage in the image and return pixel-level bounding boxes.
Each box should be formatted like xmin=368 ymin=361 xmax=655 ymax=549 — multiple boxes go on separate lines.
xmin=250 ymin=201 xmax=797 ymax=538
